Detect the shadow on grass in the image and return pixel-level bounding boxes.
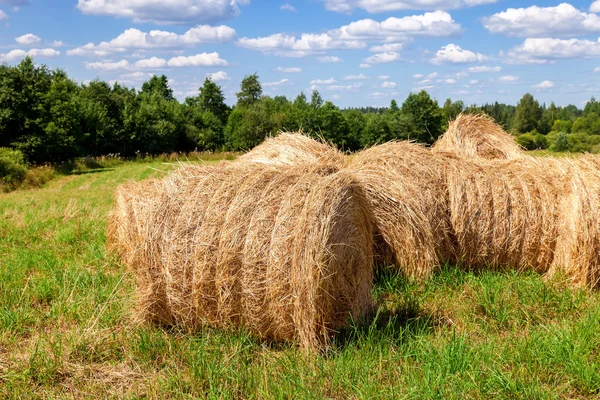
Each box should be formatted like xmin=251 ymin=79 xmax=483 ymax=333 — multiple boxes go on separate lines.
xmin=69 ymin=168 xmax=115 ymax=176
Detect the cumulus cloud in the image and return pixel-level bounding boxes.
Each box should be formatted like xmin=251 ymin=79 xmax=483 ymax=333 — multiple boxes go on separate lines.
xmin=311 ymin=77 xmax=336 ymax=84
xmin=280 ymin=4 xmax=296 ymax=11
xmin=209 ymin=71 xmax=230 ymax=81
xmin=359 ymin=63 xmax=371 ymax=68
xmin=595 ymin=67 xmax=600 ymax=72
xmin=533 ymin=80 xmax=554 ymax=89
xmin=322 ymin=0 xmax=497 ymax=13
xmin=364 ymin=51 xmax=401 ymax=64
xmin=381 ymin=81 xmax=396 ymax=88
xmin=68 ymin=25 xmax=236 ymax=56
xmin=378 ymin=75 xmax=390 ymax=80
xmin=0 ymin=48 xmax=59 ymax=62
xmin=263 ymin=78 xmax=291 ymax=87
xmin=76 ymin=0 xmax=249 ymax=25
xmin=317 ymin=56 xmax=342 ymax=62
xmin=483 ymin=3 xmax=600 ymax=38
xmin=342 ymin=74 xmax=367 ymax=80
xmin=0 ymin=10 xmax=7 ymax=20
xmin=468 ymin=65 xmax=501 ymax=72
xmin=50 ymin=40 xmax=65 ymax=47
xmin=237 ymin=33 xmax=364 ymax=57
xmin=505 ymin=38 xmax=600 ymax=64
xmin=15 ymin=33 xmax=40 ymax=45
xmin=412 ymin=73 xmax=423 ymax=78
xmin=134 ymin=57 xmax=167 ymax=69
xmin=275 ymin=66 xmax=302 ymax=72
xmin=327 ymin=83 xmax=362 ymax=91
xmin=592 ymin=1 xmax=600 ymax=13
xmin=167 ymin=52 xmax=228 ymax=67
xmin=428 ymin=72 xmax=439 ymax=78
xmin=430 ymin=44 xmax=487 ymax=64
xmin=85 ymin=59 xmax=131 ymax=71
xmin=237 ymin=11 xmax=461 ymax=57
xmin=498 ymin=75 xmax=519 ymax=83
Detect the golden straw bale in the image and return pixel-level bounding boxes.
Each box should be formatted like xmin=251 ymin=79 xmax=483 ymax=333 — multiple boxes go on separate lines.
xmin=446 ymin=156 xmax=567 ymax=273
xmin=108 ymin=162 xmax=374 ymax=349
xmin=346 ymin=141 xmax=455 ymax=280
xmin=433 ymin=113 xmax=524 ymax=160
xmin=238 ymin=132 xmax=345 ymax=168
xmin=550 ymin=156 xmax=600 ymax=288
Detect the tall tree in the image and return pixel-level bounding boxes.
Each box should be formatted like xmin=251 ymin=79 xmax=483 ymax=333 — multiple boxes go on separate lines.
xmin=236 ymin=73 xmax=262 ymax=107
xmin=401 ymin=90 xmax=444 ymax=143
xmin=141 ymin=75 xmax=174 ymax=101
xmin=513 ymin=93 xmax=542 ymax=133
xmin=197 ymin=77 xmax=229 ymax=123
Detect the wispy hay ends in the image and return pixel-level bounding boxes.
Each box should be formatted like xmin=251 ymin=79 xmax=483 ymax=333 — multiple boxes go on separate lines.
xmin=434 ymin=113 xmax=524 ymax=160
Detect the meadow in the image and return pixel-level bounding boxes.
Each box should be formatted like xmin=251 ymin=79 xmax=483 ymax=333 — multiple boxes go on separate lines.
xmin=0 ymin=158 xmax=599 ymax=399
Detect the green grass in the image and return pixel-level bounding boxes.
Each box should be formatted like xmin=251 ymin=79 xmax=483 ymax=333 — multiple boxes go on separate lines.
xmin=1 ymin=159 xmax=599 ymax=399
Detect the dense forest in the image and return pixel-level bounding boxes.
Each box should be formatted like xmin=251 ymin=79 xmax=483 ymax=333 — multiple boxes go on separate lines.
xmin=2 ymin=57 xmax=600 ymax=166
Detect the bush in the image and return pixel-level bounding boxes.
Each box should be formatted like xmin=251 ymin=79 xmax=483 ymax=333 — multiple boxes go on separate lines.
xmin=0 ymin=148 xmax=28 ymax=190
xmin=516 ymin=133 xmax=537 ymax=150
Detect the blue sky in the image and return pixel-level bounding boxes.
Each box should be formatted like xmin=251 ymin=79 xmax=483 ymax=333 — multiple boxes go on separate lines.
xmin=1 ymin=1 xmax=600 ymax=107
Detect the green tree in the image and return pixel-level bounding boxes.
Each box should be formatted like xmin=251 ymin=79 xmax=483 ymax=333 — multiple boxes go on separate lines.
xmin=513 ymin=93 xmax=542 ymax=134
xmin=361 ymin=114 xmax=392 ymax=147
xmin=389 ymin=99 xmax=399 ymax=113
xmin=401 ymin=90 xmax=444 ymax=143
xmin=196 ymin=77 xmax=229 ymax=123
xmin=552 ymin=132 xmax=570 ymax=151
xmin=442 ymin=98 xmax=464 ymax=125
xmin=236 ymin=73 xmax=262 ymax=107
xmin=310 ymin=90 xmax=323 ymax=110
xmin=141 ymin=75 xmax=174 ymax=101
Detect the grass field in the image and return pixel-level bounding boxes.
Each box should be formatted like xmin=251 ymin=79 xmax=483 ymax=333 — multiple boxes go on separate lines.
xmin=1 ymin=159 xmax=599 ymax=399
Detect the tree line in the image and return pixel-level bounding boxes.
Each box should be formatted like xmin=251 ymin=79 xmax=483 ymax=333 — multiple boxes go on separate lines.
xmin=1 ymin=57 xmax=600 ymax=165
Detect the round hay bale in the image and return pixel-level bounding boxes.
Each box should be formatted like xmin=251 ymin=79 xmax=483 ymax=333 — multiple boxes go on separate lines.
xmin=550 ymin=156 xmax=600 ymax=288
xmin=446 ymin=156 xmax=566 ymax=273
xmin=433 ymin=113 xmax=524 ymax=160
xmin=238 ymin=132 xmax=345 ymax=169
xmin=108 ymin=162 xmax=374 ymax=349
xmin=346 ymin=141 xmax=454 ymax=280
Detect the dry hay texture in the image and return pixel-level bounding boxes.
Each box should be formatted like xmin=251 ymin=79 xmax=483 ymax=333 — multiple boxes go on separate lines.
xmin=238 ymin=132 xmax=345 ymax=169
xmin=346 ymin=142 xmax=455 ymax=280
xmin=549 ymin=156 xmax=600 ymax=288
xmin=445 ymin=156 xmax=568 ymax=273
xmin=433 ymin=113 xmax=524 ymax=160
xmin=108 ymin=162 xmax=374 ymax=349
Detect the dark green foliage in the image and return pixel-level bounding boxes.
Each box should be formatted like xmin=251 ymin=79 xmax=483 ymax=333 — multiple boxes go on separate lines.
xmin=514 ymin=93 xmax=543 ymax=134
xmin=401 ymin=90 xmax=444 ymax=144
xmin=0 ymin=147 xmax=28 ymax=189
xmin=236 ymin=73 xmax=262 ymax=108
xmin=552 ymin=132 xmax=569 ymax=152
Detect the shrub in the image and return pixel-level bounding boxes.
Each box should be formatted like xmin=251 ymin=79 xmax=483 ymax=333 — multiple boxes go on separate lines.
xmin=0 ymin=148 xmax=28 ymax=190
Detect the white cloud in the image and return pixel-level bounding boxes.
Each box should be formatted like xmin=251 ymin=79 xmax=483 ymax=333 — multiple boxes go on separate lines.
xmin=378 ymin=75 xmax=390 ymax=80
xmin=263 ymin=78 xmax=290 ymax=86
xmin=311 ymin=77 xmax=336 ymax=84
xmin=483 ymin=3 xmax=600 ymax=38
xmin=50 ymin=40 xmax=65 ymax=47
xmin=317 ymin=55 xmax=342 ymax=62
xmin=275 ymin=66 xmax=302 ymax=72
xmin=595 ymin=67 xmax=600 ymax=72
xmin=443 ymin=78 xmax=457 ymax=84
xmin=592 ymin=1 xmax=600 ymax=13
xmin=67 ymin=25 xmax=235 ymax=57
xmin=15 ymin=33 xmax=40 ymax=45
xmin=533 ymin=80 xmax=554 ymax=89
xmin=331 ymin=94 xmax=340 ymax=99
xmin=498 ymin=75 xmax=519 ymax=83
xmin=280 ymin=3 xmax=296 ymax=11
xmin=359 ymin=63 xmax=371 ymax=68
xmin=369 ymin=43 xmax=405 ymax=52
xmin=342 ymin=74 xmax=367 ymax=80
xmin=0 ymin=48 xmax=59 ymax=62
xmin=0 ymin=10 xmax=7 ymax=20
xmin=85 ymin=59 xmax=131 ymax=71
xmin=337 ymin=11 xmax=461 ymax=39
xmin=134 ymin=57 xmax=167 ymax=69
xmin=364 ymin=51 xmax=401 ymax=64
xmin=412 ymin=73 xmax=423 ymax=78
xmin=382 ymin=81 xmax=396 ymax=88
xmin=430 ymin=44 xmax=487 ymax=64
xmin=76 ymin=0 xmax=249 ymax=25
xmin=428 ymin=72 xmax=439 ymax=78
xmin=469 ymin=79 xmax=479 ymax=84
xmin=468 ymin=65 xmax=501 ymax=73
xmin=167 ymin=52 xmax=228 ymax=67
xmin=323 ymin=0 xmax=498 ymax=13
xmin=209 ymin=71 xmax=230 ymax=81
xmin=327 ymin=83 xmax=362 ymax=91
xmin=121 ymin=71 xmax=152 ymax=80
xmin=506 ymin=38 xmax=600 ymax=64
xmin=237 ymin=33 xmax=364 ymax=57
xmin=412 ymin=84 xmax=434 ymax=92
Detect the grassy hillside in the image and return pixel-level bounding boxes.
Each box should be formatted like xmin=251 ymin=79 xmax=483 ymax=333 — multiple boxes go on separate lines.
xmin=0 ymin=160 xmax=599 ymax=399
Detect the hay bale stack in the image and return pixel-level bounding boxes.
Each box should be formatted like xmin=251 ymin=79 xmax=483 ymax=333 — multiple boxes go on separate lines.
xmin=108 ymin=162 xmax=374 ymax=349
xmin=346 ymin=142 xmax=454 ymax=280
xmin=550 ymin=156 xmax=600 ymax=288
xmin=434 ymin=113 xmax=524 ymax=160
xmin=238 ymin=132 xmax=344 ymax=169
xmin=446 ymin=156 xmax=567 ymax=273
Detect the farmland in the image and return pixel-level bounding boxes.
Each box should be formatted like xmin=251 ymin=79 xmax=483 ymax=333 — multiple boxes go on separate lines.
xmin=1 ymin=158 xmax=599 ymax=399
